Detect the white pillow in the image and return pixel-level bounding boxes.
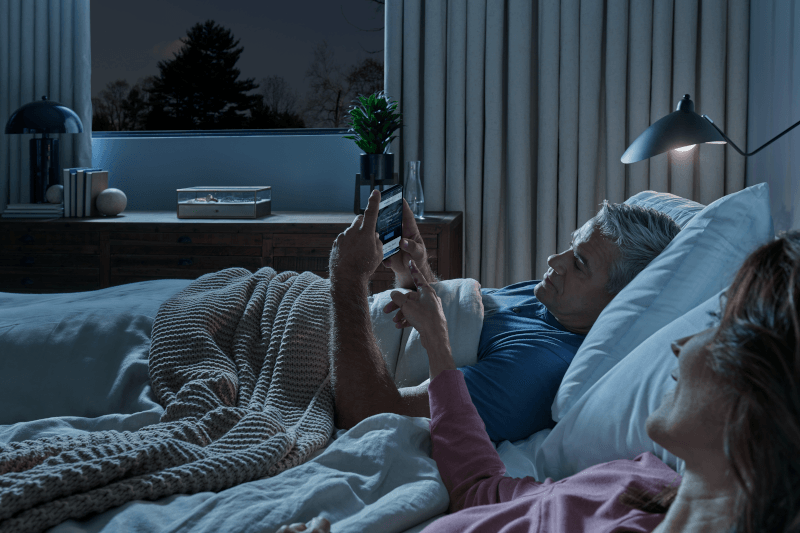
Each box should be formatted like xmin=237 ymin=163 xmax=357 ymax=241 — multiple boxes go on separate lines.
xmin=529 ymin=289 xmax=726 ymax=480
xmin=369 ymin=278 xmax=484 ymax=387
xmin=624 ymin=190 xmax=705 ymax=228
xmin=552 ymin=182 xmax=774 ymax=422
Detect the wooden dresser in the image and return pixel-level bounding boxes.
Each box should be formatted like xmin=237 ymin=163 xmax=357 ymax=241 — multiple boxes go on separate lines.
xmin=0 ymin=211 xmax=463 ymax=294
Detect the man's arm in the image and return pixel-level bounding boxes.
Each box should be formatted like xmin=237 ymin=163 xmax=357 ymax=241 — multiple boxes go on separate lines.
xmin=383 ymin=199 xmax=439 ymax=289
xmin=328 ymin=190 xmax=430 ymax=429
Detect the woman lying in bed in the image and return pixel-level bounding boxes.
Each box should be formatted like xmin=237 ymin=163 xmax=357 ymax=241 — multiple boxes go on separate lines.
xmin=279 ymin=231 xmax=800 ymax=533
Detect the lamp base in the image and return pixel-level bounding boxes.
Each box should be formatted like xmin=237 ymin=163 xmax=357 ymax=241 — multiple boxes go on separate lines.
xmin=29 ymin=137 xmax=59 ymax=204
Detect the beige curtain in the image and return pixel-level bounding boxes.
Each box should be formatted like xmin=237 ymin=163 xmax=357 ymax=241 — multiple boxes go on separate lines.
xmin=0 ymin=0 xmax=92 ymax=212
xmin=385 ymin=0 xmax=749 ymax=288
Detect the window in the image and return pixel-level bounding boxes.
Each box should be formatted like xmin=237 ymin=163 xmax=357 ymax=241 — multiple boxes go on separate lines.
xmin=90 ymin=0 xmax=385 ymax=132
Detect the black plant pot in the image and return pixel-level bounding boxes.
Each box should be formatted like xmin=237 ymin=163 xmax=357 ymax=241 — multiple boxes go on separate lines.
xmin=360 ymin=153 xmax=394 ymax=183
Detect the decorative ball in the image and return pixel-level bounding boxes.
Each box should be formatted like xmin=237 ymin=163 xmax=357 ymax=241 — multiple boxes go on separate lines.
xmin=96 ymin=188 xmax=127 ymax=216
xmin=46 ymin=184 xmax=64 ymax=204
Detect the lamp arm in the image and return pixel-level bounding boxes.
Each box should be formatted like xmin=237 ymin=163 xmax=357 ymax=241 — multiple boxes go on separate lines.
xmin=702 ymin=114 xmax=800 ymax=157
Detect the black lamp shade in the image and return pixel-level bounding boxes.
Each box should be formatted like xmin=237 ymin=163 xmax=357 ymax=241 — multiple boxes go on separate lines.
xmin=621 ymin=94 xmax=725 ymax=164
xmin=4 ymin=96 xmax=83 ymax=134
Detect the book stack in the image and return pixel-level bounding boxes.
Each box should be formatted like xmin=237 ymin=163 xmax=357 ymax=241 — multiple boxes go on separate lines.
xmin=2 ymin=203 xmax=65 ymax=219
xmin=62 ymin=167 xmax=109 ymax=218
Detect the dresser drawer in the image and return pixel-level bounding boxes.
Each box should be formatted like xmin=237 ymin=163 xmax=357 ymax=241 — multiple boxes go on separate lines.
xmin=110 ymin=232 xmax=261 ymax=246
xmin=0 ymin=267 xmax=100 ymax=293
xmin=0 ymin=229 xmax=98 ymax=247
xmin=0 ymin=252 xmax=98 ymax=269
xmin=110 ymin=254 xmax=263 ymax=274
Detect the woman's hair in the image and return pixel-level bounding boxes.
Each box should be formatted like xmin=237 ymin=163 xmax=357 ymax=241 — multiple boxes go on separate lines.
xmin=588 ymin=201 xmax=681 ymax=295
xmin=620 ymin=230 xmax=800 ymax=532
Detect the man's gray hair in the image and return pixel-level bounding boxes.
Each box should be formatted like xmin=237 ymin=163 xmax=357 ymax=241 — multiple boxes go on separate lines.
xmin=582 ymin=201 xmax=681 ymax=295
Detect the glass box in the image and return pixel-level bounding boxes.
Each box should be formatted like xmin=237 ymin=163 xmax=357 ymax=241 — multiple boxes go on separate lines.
xmin=176 ymin=186 xmax=271 ymax=219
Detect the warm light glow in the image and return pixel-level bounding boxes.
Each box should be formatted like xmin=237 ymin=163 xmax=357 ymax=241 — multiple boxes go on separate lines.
xmin=674 ymin=144 xmax=696 ymax=152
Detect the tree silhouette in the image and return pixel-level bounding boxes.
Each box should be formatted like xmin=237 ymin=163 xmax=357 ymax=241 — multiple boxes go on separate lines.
xmin=247 ymin=75 xmax=305 ymax=128
xmin=92 ymin=77 xmax=154 ymax=131
xmin=146 ymin=20 xmax=260 ymax=130
xmin=303 ymin=42 xmax=384 ymax=128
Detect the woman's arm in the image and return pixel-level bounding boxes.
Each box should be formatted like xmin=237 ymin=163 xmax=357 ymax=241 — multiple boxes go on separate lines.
xmin=428 ymin=370 xmax=542 ymax=512
xmin=390 ymin=261 xmax=541 ymax=513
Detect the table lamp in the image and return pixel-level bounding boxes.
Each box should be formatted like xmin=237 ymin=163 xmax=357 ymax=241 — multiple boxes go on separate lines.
xmin=621 ymin=93 xmax=800 ymax=163
xmin=4 ymin=96 xmax=84 ymax=203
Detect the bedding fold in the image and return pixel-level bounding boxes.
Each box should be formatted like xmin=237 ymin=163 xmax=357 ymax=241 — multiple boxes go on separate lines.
xmin=0 ymin=267 xmax=335 ymax=533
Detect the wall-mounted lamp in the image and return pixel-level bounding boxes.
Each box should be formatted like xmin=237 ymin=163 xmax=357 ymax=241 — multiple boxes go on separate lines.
xmin=621 ymin=93 xmax=800 ymax=163
xmin=4 ymin=96 xmax=84 ymax=203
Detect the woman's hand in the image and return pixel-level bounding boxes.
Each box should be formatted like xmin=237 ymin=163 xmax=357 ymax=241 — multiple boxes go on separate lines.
xmin=276 ymin=516 xmax=330 ymax=533
xmin=388 ymin=259 xmax=456 ymax=378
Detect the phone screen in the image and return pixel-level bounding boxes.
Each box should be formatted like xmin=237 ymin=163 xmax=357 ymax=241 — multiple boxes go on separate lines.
xmin=376 ymin=184 xmax=404 ymax=260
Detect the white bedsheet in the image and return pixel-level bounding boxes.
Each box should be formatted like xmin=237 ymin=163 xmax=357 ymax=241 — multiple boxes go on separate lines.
xmin=0 ymin=279 xmax=450 ymax=533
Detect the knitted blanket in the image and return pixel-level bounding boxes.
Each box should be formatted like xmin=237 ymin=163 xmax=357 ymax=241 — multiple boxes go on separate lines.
xmin=0 ymin=267 xmax=335 ymax=533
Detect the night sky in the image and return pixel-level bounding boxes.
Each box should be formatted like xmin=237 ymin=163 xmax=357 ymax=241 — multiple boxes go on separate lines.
xmin=90 ymin=0 xmax=385 ymax=100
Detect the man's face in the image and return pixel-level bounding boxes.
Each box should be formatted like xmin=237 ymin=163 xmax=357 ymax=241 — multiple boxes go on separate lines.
xmin=533 ymin=223 xmax=618 ymax=335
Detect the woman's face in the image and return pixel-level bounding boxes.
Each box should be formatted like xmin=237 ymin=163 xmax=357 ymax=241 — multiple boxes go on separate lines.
xmin=646 ymin=327 xmax=730 ymax=458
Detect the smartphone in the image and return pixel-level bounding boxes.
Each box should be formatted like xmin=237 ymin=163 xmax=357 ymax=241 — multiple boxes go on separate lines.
xmin=376 ymin=184 xmax=404 ymax=260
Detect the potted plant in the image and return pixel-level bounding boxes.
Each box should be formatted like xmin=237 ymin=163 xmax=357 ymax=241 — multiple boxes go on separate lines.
xmin=344 ymin=90 xmax=403 ymax=183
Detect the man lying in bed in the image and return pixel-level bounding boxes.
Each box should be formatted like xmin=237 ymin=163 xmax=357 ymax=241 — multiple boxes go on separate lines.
xmin=328 ymin=189 xmax=680 ymax=442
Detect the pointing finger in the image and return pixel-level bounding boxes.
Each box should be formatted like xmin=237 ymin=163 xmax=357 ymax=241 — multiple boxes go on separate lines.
xmin=362 ymin=189 xmax=380 ymax=231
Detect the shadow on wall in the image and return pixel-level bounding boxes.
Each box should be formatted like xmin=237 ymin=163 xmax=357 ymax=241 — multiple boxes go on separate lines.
xmin=91 ymin=133 xmax=368 ymax=212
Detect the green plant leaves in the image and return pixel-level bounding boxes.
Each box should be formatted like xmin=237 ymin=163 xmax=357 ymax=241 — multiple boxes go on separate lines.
xmin=343 ymin=90 xmax=403 ymax=154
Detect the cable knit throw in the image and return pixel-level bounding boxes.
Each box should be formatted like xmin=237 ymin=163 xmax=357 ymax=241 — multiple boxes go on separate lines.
xmin=0 ymin=267 xmax=335 ymax=533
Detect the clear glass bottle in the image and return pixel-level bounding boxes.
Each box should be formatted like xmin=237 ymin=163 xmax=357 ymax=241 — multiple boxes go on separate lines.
xmin=404 ymin=160 xmax=424 ymax=219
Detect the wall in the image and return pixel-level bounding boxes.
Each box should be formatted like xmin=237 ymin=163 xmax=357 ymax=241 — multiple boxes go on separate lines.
xmin=747 ymin=0 xmax=800 ymax=231
xmin=91 ymin=132 xmax=370 ymax=213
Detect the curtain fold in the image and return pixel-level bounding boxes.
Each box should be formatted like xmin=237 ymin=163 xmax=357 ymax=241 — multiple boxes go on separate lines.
xmin=0 ymin=0 xmax=91 ymax=213
xmin=386 ymin=0 xmax=749 ymax=288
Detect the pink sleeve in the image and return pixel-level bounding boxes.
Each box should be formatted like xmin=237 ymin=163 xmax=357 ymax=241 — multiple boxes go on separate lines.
xmin=428 ymin=369 xmax=542 ymax=513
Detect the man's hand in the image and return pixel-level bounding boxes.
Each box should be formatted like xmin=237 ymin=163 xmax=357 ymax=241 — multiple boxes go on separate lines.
xmin=329 ymin=189 xmax=383 ymax=285
xmin=389 ymin=259 xmax=455 ymax=379
xmin=382 ymin=199 xmax=435 ymax=289
xmin=276 ymin=516 xmax=330 ymax=533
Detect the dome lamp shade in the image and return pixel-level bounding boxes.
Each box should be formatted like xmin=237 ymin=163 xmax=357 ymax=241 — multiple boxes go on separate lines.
xmin=4 ymin=96 xmax=83 ymax=134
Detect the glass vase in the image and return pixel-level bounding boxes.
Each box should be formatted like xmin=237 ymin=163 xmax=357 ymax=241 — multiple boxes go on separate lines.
xmin=404 ymin=161 xmax=424 ymax=219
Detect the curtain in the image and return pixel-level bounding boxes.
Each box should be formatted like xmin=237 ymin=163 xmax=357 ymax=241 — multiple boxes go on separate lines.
xmin=385 ymin=0 xmax=749 ymax=289
xmin=0 ymin=0 xmax=92 ymax=213
xmin=747 ymin=0 xmax=800 ymax=232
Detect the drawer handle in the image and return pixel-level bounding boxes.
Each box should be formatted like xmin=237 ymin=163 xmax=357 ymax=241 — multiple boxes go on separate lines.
xmin=21 ymin=256 xmax=35 ymax=266
xmin=20 ymin=278 xmax=34 ymax=287
xmin=19 ymin=234 xmax=34 ymax=244
xmin=178 ymin=258 xmax=193 ymax=266
xmin=178 ymin=236 xmax=192 ymax=244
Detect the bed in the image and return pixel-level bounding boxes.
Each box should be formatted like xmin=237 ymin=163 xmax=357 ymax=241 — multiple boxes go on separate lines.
xmin=0 ymin=183 xmax=774 ymax=533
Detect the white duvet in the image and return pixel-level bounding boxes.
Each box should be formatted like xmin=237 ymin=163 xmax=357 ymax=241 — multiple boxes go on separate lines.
xmin=0 ymin=278 xmax=489 ymax=533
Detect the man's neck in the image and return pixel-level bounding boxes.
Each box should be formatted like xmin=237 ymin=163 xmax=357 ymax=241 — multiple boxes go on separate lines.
xmin=548 ymin=312 xmax=591 ymax=335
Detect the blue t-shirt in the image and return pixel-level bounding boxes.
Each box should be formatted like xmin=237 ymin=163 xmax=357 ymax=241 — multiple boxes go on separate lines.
xmin=458 ymin=280 xmax=585 ymax=443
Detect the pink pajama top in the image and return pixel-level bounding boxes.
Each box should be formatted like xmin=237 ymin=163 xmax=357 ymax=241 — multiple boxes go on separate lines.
xmin=424 ymin=369 xmax=681 ymax=533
